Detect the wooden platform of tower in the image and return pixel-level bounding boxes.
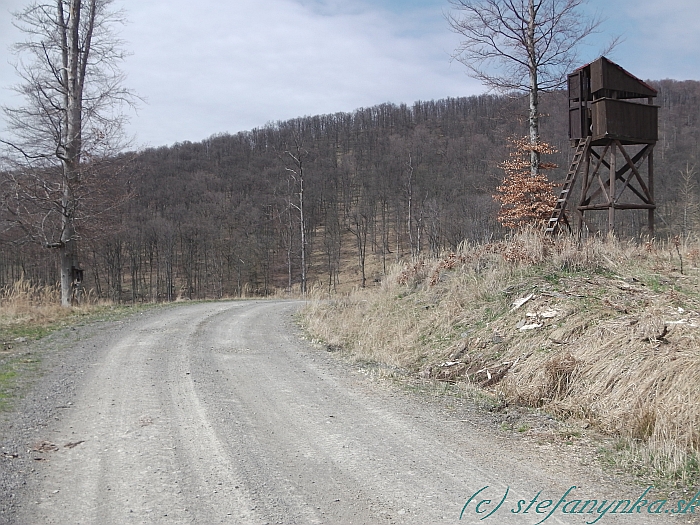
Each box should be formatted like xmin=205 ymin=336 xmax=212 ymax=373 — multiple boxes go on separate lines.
xmin=546 ymin=57 xmax=658 ymax=235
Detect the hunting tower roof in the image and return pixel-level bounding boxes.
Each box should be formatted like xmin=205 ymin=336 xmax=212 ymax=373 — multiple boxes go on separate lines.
xmin=573 ymin=56 xmax=657 ymax=100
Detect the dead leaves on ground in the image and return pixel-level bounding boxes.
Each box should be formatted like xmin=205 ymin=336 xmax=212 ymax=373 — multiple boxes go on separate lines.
xmin=32 ymin=440 xmax=59 ymax=453
xmin=29 ymin=439 xmax=85 ymax=460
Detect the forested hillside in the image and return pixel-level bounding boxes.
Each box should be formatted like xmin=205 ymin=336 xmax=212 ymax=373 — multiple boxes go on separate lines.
xmin=2 ymin=81 xmax=699 ymax=301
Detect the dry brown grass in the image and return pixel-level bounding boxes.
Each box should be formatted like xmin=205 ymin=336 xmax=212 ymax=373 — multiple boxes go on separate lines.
xmin=0 ymin=277 xmax=108 ymax=343
xmin=1 ymin=278 xmax=65 ymax=332
xmin=302 ymin=230 xmax=700 ymax=485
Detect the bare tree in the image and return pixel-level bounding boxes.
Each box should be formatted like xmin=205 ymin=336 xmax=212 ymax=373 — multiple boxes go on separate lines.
xmin=1 ymin=0 xmax=135 ymax=306
xmin=678 ymin=163 xmax=698 ymax=238
xmin=447 ymin=0 xmax=614 ymax=176
xmin=280 ymin=132 xmax=309 ymax=295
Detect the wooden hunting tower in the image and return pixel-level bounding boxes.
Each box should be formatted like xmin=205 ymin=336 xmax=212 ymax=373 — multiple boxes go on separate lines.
xmin=546 ymin=57 xmax=658 ymax=235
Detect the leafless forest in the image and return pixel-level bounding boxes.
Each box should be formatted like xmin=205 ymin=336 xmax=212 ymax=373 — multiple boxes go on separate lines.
xmin=1 ymin=81 xmax=698 ymax=301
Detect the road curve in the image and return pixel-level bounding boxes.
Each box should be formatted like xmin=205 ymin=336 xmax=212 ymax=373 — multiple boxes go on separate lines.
xmin=7 ymin=301 xmax=675 ymax=524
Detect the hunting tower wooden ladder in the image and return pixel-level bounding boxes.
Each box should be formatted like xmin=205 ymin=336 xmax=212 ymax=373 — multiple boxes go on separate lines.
xmin=545 ymin=136 xmax=590 ymax=234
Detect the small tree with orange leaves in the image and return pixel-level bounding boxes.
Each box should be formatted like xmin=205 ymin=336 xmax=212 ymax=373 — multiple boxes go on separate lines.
xmin=494 ymin=137 xmax=557 ymax=229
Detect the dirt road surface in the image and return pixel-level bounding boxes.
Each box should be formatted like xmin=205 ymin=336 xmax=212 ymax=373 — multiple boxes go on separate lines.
xmin=1 ymin=301 xmax=695 ymax=524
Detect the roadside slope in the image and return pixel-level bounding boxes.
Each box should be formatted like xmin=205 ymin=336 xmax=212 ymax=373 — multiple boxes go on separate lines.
xmin=302 ymin=232 xmax=700 ymax=488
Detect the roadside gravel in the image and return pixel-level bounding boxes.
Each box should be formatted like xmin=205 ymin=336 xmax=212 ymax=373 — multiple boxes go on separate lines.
xmin=0 ymin=307 xmax=169 ymax=523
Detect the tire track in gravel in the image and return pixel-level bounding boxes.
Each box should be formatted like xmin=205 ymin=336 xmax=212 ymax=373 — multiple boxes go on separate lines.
xmin=5 ymin=300 xmax=680 ymax=525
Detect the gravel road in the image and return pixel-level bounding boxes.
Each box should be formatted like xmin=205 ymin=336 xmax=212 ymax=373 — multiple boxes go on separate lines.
xmin=1 ymin=300 xmax=695 ymax=524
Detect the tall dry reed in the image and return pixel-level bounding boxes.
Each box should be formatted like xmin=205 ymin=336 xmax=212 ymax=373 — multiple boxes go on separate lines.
xmin=0 ymin=277 xmax=104 ymax=338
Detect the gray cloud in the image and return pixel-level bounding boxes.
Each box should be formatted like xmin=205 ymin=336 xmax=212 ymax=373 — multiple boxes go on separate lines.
xmin=120 ymin=0 xmax=475 ymax=146
xmin=0 ymin=0 xmax=698 ymax=148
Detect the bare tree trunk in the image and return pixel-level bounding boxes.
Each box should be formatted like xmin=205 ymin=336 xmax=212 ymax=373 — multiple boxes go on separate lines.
xmin=527 ymin=0 xmax=540 ymax=177
xmin=277 ymin=203 xmax=294 ymax=292
xmin=395 ymin=206 xmax=401 ymax=263
xmin=349 ymin=212 xmax=368 ymax=288
xmin=299 ymin=174 xmax=307 ymax=295
xmin=60 ymin=186 xmax=78 ymax=306
xmin=287 ymin=212 xmax=293 ymax=292
xmin=58 ymin=1 xmax=93 ymax=305
xmin=380 ymin=198 xmax=389 ymax=274
xmin=406 ymin=154 xmax=416 ymax=258
xmin=679 ymin=163 xmax=697 ymax=237
xmin=282 ymin=135 xmax=309 ymax=295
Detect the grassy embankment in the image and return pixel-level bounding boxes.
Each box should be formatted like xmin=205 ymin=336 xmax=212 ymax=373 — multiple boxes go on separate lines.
xmin=302 ymin=230 xmax=700 ymax=487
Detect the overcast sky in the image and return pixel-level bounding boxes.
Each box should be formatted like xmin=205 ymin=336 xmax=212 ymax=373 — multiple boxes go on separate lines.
xmin=0 ymin=0 xmax=699 ymax=148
